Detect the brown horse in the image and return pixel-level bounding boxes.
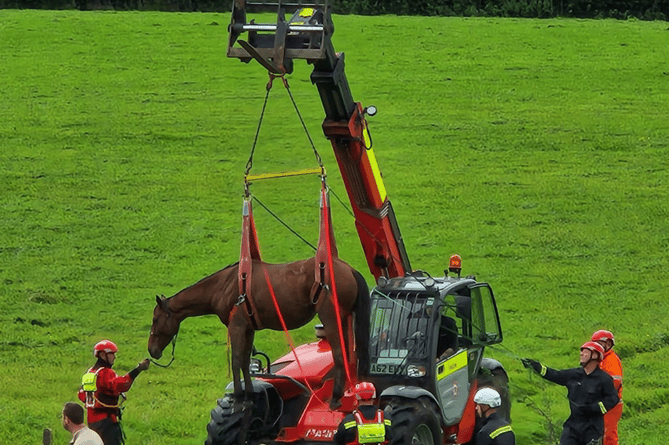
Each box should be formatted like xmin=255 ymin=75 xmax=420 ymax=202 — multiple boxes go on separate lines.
xmin=147 ymin=256 xmax=369 ymax=408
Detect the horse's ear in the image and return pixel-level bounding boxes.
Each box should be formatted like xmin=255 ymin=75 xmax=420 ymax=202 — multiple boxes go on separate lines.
xmin=155 ymin=295 xmax=162 ymax=306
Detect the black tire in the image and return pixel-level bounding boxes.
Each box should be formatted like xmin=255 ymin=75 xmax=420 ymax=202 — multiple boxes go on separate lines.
xmin=205 ymin=396 xmax=245 ymax=445
xmin=388 ymin=397 xmax=442 ymax=445
xmin=477 ymin=364 xmax=511 ymax=423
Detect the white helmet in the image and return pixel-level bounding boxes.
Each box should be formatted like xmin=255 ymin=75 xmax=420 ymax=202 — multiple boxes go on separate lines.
xmin=474 ymin=388 xmax=501 ymax=408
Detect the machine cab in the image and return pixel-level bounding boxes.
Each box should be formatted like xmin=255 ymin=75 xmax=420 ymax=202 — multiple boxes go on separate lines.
xmin=367 ymin=273 xmax=503 ymax=426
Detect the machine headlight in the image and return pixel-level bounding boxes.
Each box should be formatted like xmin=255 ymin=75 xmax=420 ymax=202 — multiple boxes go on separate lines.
xmin=407 ymin=365 xmax=426 ymax=377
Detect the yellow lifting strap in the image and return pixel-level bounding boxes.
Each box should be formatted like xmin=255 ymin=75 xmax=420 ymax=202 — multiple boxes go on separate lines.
xmin=246 ymin=167 xmax=322 ymax=182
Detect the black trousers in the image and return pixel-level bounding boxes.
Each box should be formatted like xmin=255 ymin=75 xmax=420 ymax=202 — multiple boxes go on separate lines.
xmin=90 ymin=416 xmax=124 ymax=445
xmin=560 ymin=426 xmax=602 ymax=445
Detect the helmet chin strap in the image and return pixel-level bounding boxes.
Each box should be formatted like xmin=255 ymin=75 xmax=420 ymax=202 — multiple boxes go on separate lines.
xmin=98 ymin=352 xmax=113 ymax=367
xmin=580 ymin=350 xmax=600 ymax=368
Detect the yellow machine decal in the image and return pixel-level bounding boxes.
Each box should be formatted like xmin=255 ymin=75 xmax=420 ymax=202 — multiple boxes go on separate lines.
xmin=437 ymin=350 xmax=467 ymax=380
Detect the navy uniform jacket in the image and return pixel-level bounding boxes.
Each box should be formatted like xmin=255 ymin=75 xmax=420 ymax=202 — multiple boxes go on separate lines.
xmin=539 ymin=365 xmax=619 ymax=442
xmin=475 ymin=412 xmax=515 ymax=445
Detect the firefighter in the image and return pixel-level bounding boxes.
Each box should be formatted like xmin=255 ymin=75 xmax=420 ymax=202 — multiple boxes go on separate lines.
xmin=472 ymin=387 xmax=515 ymax=445
xmin=522 ymin=342 xmax=619 ymax=445
xmin=591 ymin=330 xmax=623 ymax=445
xmin=78 ymin=340 xmax=150 ymax=445
xmin=334 ymin=382 xmax=393 ymax=445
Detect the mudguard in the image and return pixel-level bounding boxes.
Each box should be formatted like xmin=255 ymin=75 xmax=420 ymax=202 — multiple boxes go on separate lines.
xmin=378 ymin=385 xmax=440 ymax=406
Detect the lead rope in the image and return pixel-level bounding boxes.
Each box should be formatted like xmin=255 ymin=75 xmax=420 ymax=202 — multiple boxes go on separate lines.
xmin=149 ymin=329 xmax=179 ymax=368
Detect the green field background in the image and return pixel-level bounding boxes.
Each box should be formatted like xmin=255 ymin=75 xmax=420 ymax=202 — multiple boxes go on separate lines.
xmin=2 ymin=10 xmax=669 ymax=444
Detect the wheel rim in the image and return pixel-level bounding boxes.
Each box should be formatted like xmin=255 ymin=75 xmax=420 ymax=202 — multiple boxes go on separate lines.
xmin=411 ymin=424 xmax=434 ymax=445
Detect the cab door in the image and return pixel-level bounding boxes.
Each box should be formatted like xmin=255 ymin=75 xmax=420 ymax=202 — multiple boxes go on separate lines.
xmin=469 ymin=283 xmax=503 ymax=345
xmin=435 ymin=283 xmax=502 ymax=425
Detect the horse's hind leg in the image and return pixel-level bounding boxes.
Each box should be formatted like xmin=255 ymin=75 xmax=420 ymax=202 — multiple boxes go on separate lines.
xmin=319 ymin=309 xmax=351 ymax=409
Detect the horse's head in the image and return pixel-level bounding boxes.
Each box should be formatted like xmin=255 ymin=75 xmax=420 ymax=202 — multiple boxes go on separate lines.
xmin=148 ymin=295 xmax=179 ymax=359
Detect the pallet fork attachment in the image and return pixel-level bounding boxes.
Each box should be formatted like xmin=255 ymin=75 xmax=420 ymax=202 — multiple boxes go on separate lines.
xmin=228 ymin=0 xmax=333 ymax=74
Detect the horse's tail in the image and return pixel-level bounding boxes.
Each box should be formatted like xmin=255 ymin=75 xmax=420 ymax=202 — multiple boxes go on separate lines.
xmin=352 ymin=269 xmax=370 ymax=379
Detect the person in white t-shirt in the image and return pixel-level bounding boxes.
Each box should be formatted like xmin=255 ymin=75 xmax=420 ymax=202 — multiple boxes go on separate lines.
xmin=62 ymin=402 xmax=103 ymax=445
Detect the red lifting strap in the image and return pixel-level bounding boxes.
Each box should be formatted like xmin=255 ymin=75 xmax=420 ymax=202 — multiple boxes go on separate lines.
xmin=238 ymin=199 xmax=263 ymax=329
xmin=314 ymin=182 xmax=352 ymax=385
xmin=314 ymin=184 xmax=338 ymax=288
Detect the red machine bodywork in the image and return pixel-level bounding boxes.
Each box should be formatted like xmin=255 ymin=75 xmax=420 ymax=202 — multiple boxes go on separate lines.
xmin=257 ymin=338 xmax=357 ymax=442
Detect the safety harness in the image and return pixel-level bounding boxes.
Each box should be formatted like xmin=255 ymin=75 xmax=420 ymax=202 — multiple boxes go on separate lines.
xmin=81 ymin=367 xmax=124 ymax=411
xmin=231 ymin=70 xmax=355 ymax=396
xmin=235 ymin=197 xmax=263 ymax=330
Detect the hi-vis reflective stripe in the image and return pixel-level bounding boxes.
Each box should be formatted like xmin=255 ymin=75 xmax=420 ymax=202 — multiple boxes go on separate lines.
xmin=344 ymin=421 xmax=357 ymax=429
xmin=489 ymin=425 xmax=513 ymax=439
xmin=365 ymin=147 xmax=387 ymax=203
xmin=540 ymin=365 xmax=547 ymax=376
xmin=598 ymin=401 xmax=607 ymax=414
xmin=82 ymin=371 xmax=98 ymax=392
xmin=437 ymin=350 xmax=467 ymax=380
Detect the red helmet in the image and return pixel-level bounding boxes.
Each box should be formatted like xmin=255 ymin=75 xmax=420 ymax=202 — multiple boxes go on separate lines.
xmin=94 ymin=340 xmax=118 ymax=357
xmin=581 ymin=341 xmax=604 ymax=361
xmin=353 ymin=382 xmax=376 ymax=401
xmin=591 ymin=330 xmax=614 ymax=345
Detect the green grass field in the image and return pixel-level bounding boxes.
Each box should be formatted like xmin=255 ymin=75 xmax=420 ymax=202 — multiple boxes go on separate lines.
xmin=2 ymin=9 xmax=669 ymax=444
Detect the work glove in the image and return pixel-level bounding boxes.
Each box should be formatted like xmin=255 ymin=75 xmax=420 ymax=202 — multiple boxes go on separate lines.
xmin=521 ymin=358 xmax=542 ymax=374
xmin=129 ymin=359 xmax=150 ymax=379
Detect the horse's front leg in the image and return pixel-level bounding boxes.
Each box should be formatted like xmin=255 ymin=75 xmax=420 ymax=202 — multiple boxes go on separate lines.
xmin=240 ymin=328 xmax=255 ymax=405
xmin=229 ymin=311 xmax=255 ymax=408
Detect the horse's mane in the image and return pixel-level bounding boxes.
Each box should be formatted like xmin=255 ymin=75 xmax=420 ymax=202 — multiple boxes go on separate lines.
xmin=168 ymin=262 xmax=240 ymax=300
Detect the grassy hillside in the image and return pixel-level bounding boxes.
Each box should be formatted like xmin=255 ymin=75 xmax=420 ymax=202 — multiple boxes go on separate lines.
xmin=2 ymin=10 xmax=668 ymax=444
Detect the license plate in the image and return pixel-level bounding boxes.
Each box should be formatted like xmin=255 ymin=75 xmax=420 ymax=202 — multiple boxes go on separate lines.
xmin=370 ymin=363 xmax=399 ymax=374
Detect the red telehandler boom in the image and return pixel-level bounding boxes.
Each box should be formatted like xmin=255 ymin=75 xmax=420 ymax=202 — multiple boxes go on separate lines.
xmin=205 ymin=2 xmax=511 ymax=445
